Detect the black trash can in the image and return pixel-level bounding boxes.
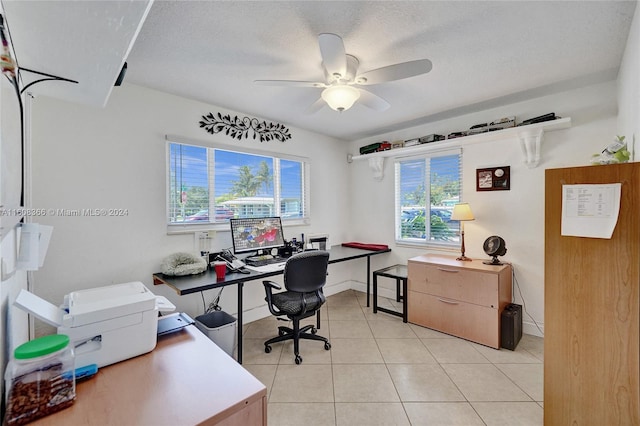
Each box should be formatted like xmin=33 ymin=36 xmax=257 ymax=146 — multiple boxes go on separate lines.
xmin=500 ymin=303 xmax=523 ymax=350
xmin=195 ymin=311 xmax=237 ymax=357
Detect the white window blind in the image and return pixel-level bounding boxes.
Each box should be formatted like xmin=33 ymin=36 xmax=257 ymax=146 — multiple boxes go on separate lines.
xmin=167 ymin=139 xmax=309 ymax=230
xmin=394 ymin=148 xmax=463 ymax=245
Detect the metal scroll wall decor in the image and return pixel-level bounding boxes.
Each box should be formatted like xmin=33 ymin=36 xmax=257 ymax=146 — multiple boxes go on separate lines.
xmin=199 ymin=112 xmax=292 ymax=142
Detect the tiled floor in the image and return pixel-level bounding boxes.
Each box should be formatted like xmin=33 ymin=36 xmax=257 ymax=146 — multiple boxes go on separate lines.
xmin=241 ymin=290 xmax=543 ymax=426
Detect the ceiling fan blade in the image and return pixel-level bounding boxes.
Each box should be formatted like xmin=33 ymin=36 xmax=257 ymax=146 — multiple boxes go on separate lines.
xmin=305 ymin=97 xmax=326 ymax=114
xmin=355 ymin=59 xmax=433 ymax=85
xmin=358 ymin=88 xmax=390 ymax=111
xmin=254 ymin=80 xmax=326 ymax=88
xmin=318 ymin=33 xmax=346 ymax=80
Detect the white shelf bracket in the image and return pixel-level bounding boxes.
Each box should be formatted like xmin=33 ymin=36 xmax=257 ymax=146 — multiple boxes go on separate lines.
xmin=368 ymin=157 xmax=385 ymax=181
xmin=518 ymin=128 xmax=545 ymax=168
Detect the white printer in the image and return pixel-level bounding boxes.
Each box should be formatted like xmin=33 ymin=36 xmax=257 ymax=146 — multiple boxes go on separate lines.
xmin=15 ymin=282 xmax=166 ymax=369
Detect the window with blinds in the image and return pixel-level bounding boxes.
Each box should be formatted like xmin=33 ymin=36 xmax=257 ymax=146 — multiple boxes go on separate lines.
xmin=394 ymin=149 xmax=462 ymax=245
xmin=167 ymin=140 xmax=308 ymax=228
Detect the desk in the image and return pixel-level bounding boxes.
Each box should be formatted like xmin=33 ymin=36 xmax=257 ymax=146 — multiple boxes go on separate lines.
xmin=31 ymin=325 xmax=267 ymax=425
xmin=153 ymin=245 xmax=390 ymax=363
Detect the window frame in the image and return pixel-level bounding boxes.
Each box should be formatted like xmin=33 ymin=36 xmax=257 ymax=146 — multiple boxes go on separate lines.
xmin=165 ymin=135 xmax=310 ymax=234
xmin=394 ymin=147 xmax=463 ymax=248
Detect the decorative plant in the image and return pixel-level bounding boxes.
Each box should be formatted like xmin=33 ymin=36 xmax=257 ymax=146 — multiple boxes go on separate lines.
xmin=591 ymin=135 xmax=630 ymax=165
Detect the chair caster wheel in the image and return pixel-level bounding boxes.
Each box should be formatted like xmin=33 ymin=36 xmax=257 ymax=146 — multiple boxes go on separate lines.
xmin=264 ymin=345 xmax=272 ymax=353
xmin=295 ymin=355 xmax=303 ymax=364
xmin=311 ymin=327 xmax=317 ymax=335
xmin=324 ymin=342 xmax=331 ymax=350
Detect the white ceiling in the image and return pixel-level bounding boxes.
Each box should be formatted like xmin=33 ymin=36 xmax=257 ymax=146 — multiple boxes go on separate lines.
xmin=1 ymin=1 xmax=637 ymax=141
xmin=1 ymin=0 xmax=153 ymax=107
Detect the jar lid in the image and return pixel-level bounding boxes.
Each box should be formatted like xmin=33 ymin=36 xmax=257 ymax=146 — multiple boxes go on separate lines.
xmin=14 ymin=334 xmax=70 ymax=359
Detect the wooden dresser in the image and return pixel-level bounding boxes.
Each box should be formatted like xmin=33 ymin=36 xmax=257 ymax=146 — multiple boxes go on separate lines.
xmin=407 ymin=254 xmax=512 ymax=348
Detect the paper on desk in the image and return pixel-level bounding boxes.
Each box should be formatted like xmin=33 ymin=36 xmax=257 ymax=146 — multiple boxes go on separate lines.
xmin=561 ymin=183 xmax=621 ymax=239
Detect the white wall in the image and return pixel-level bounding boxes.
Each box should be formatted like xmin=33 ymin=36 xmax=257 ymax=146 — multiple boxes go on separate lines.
xmin=348 ymin=81 xmax=619 ymax=336
xmin=618 ymin=2 xmax=640 ymax=155
xmin=28 ymin=84 xmax=361 ymax=336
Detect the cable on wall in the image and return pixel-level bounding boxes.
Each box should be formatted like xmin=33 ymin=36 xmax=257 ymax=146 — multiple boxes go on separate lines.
xmin=201 ymin=288 xmax=224 ymax=313
xmin=0 ymin=13 xmax=78 ymax=212
xmin=512 ymin=267 xmax=544 ymax=336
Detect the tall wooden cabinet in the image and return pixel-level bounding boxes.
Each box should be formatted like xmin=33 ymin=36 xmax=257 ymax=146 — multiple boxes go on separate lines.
xmin=545 ymin=163 xmax=640 ymax=425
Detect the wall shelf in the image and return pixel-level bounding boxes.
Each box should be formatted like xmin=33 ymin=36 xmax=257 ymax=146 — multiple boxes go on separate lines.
xmin=349 ymin=117 xmax=571 ymax=179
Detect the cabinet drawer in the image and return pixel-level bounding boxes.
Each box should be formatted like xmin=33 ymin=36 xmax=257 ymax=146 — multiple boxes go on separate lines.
xmin=408 ymin=290 xmax=500 ymax=348
xmin=408 ymin=262 xmax=499 ymax=307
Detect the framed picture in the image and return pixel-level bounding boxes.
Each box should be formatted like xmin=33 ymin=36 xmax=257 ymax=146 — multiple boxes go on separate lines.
xmin=476 ymin=166 xmax=510 ymax=191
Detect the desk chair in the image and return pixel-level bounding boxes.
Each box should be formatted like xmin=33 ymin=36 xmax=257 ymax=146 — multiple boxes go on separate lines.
xmin=262 ymin=250 xmax=331 ymax=364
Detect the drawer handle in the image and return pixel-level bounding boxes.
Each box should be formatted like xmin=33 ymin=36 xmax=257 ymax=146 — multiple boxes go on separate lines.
xmin=437 ymin=268 xmax=459 ymax=273
xmin=437 ymin=298 xmax=459 ymax=305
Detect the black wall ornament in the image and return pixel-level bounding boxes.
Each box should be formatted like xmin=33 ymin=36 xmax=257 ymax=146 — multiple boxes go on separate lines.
xmin=199 ymin=112 xmax=292 ymax=142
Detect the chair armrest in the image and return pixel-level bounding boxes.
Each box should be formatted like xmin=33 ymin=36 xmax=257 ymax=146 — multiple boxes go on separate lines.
xmin=263 ymin=280 xmax=282 ymax=291
xmin=263 ymin=280 xmax=284 ymax=316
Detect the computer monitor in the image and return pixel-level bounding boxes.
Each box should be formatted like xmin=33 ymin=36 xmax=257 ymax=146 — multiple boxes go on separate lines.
xmin=230 ymin=216 xmax=286 ymax=254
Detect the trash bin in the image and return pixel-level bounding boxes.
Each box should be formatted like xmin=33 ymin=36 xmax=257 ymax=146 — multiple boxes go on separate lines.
xmin=195 ymin=311 xmax=237 ymax=357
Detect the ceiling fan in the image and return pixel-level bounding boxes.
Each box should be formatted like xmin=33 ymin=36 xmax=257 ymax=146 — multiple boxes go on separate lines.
xmin=254 ymin=33 xmax=433 ymax=113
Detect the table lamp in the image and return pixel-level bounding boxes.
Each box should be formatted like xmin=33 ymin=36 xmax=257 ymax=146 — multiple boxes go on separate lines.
xmin=451 ymin=203 xmax=475 ymax=261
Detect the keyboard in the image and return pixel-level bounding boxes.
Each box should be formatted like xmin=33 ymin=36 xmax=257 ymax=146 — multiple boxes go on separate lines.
xmin=245 ymin=262 xmax=287 ymax=273
xmin=245 ymin=256 xmax=286 ymax=267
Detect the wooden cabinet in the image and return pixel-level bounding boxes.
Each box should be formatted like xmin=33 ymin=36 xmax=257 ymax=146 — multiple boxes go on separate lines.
xmin=545 ymin=163 xmax=640 ymax=425
xmin=407 ymin=254 xmax=512 ymax=348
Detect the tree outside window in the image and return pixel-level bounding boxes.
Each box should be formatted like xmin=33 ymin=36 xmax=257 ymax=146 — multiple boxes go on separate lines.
xmin=396 ymin=152 xmax=461 ymax=244
xmin=168 ymin=143 xmax=306 ymax=224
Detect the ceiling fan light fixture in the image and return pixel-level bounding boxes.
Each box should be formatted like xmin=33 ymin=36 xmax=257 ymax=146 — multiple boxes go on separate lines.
xmin=321 ymin=85 xmax=360 ymax=112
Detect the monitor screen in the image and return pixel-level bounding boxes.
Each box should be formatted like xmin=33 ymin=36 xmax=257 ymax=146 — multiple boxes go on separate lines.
xmin=230 ymin=217 xmax=286 ymax=254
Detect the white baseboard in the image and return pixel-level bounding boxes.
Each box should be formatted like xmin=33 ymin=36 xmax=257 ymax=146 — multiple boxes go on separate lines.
xmin=351 ymin=280 xmax=399 ymax=302
xmin=523 ymin=320 xmax=544 ymax=338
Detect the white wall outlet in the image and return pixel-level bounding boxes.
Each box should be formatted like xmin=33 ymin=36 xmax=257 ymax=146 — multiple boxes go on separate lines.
xmin=195 ymin=231 xmax=208 ymax=252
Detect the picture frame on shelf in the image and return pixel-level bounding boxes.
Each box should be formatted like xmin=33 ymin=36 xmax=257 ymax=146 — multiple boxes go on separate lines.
xmin=476 ymin=166 xmax=510 ymax=191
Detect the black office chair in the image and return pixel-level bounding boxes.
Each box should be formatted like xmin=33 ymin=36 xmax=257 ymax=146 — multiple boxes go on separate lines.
xmin=262 ymin=250 xmax=331 ymax=364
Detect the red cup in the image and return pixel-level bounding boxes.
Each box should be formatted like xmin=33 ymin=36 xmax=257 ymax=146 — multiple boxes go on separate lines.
xmin=214 ymin=261 xmax=227 ymax=280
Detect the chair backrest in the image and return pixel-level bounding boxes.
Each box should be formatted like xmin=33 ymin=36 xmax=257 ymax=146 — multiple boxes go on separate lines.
xmin=283 ymin=250 xmax=329 ymax=293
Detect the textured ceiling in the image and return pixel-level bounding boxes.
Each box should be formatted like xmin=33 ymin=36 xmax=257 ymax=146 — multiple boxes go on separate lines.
xmin=2 ymin=0 xmax=152 ymax=107
xmin=2 ymin=1 xmax=637 ymax=141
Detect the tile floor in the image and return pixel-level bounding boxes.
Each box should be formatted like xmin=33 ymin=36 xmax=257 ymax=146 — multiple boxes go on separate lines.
xmin=241 ymin=289 xmax=543 ymax=426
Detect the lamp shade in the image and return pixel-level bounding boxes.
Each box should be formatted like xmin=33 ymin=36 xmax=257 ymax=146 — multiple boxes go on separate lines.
xmin=321 ymin=85 xmax=360 ymax=111
xmin=451 ymin=203 xmax=475 ymax=221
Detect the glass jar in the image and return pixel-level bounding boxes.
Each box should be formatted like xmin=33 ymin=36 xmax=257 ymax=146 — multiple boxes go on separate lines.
xmin=4 ymin=334 xmax=76 ymax=425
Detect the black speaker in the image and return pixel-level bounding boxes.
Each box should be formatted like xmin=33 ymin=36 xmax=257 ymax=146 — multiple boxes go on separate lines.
xmin=277 ymin=246 xmax=293 ymax=258
xmin=501 ymin=303 xmax=522 ymax=350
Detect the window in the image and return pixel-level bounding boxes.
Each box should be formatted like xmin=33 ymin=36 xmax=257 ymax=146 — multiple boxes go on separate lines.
xmin=395 ymin=149 xmax=462 ymax=245
xmin=167 ymin=139 xmax=308 ymax=230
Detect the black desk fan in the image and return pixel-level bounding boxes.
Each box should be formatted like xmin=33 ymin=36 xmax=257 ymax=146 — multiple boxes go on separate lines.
xmin=483 ymin=236 xmax=507 ymax=265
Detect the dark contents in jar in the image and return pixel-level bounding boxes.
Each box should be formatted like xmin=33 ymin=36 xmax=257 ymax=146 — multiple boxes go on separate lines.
xmin=5 ymin=363 xmax=75 ymax=425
